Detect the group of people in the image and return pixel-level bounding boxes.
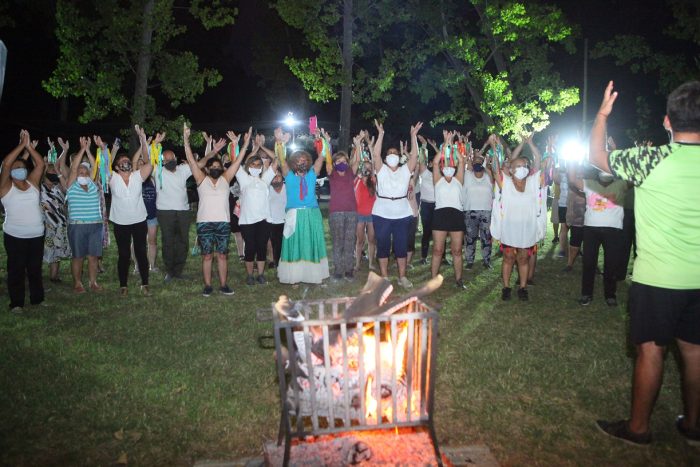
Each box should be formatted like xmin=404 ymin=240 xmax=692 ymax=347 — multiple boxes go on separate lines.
xmin=1 ymin=80 xmax=699 ymax=448
xmin=0 ymin=116 xmax=643 ymax=308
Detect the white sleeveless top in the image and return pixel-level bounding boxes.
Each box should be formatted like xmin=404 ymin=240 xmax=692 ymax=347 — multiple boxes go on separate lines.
xmin=109 ymin=172 xmax=148 ymax=225
xmin=1 ymin=182 xmax=45 ymax=238
xmin=197 ymin=176 xmax=230 ymax=223
xmin=434 ymin=177 xmax=463 ymax=210
xmin=372 ymin=164 xmax=412 ymax=219
xmin=463 ymin=171 xmax=494 ymax=211
xmin=499 ymin=173 xmax=540 ymax=248
xmin=419 ymin=168 xmax=435 ymax=202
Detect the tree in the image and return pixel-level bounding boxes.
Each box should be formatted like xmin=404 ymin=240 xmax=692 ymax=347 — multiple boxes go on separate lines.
xmin=275 ymin=0 xmax=580 ymax=141
xmin=42 ymin=0 xmax=238 ymax=145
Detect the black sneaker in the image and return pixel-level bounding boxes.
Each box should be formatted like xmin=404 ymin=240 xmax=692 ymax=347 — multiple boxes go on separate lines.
xmin=202 ymin=285 xmax=213 ymax=297
xmin=482 ymin=261 xmax=492 ymax=270
xmin=595 ymin=419 xmax=652 ymax=446
xmin=455 ymin=279 xmax=466 ymax=289
xmin=501 ymin=287 xmax=512 ymax=301
xmin=344 ymin=272 xmax=354 ymax=281
xmin=676 ymin=415 xmax=700 ymax=447
xmin=257 ymin=275 xmax=267 ymax=285
xmin=579 ymin=295 xmax=593 ymax=306
xmin=246 ymin=275 xmax=256 ymax=286
xmin=517 ymin=287 xmax=529 ymax=301
xmin=562 ymin=265 xmax=573 ymax=272
xmin=606 ymin=297 xmax=618 ymax=307
xmin=219 ymin=285 xmax=235 ymax=295
xmin=552 ymin=236 xmax=559 ymax=244
xmin=465 ymin=262 xmax=474 ymax=270
xmin=419 ymin=258 xmax=428 ymax=265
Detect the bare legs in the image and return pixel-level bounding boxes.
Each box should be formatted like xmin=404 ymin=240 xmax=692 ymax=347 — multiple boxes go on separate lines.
xmin=202 ymin=252 xmax=229 ymax=287
xmin=71 ymin=256 xmax=100 ymax=290
xmin=355 ymin=221 xmax=376 ymax=270
xmin=147 ymin=224 xmax=158 ymax=270
xmin=502 ymin=248 xmax=529 ymax=289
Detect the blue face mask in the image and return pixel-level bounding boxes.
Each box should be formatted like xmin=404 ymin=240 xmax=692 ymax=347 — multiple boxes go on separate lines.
xmin=11 ymin=168 xmax=28 ymax=180
xmin=334 ymin=162 xmax=348 ymax=172
xmin=473 ymin=163 xmax=484 ymax=172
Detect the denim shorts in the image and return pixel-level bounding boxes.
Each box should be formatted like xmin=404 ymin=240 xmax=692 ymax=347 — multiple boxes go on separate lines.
xmin=147 ymin=217 xmax=159 ymax=228
xmin=357 ymin=214 xmax=373 ymax=224
xmin=68 ymin=222 xmax=104 ymax=258
xmin=196 ymin=222 xmax=231 ymax=255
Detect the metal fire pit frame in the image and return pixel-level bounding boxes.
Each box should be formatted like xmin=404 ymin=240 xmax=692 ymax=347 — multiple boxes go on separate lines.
xmin=272 ymin=296 xmax=441 ymax=466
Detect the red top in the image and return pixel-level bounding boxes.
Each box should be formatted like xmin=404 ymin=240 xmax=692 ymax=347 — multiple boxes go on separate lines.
xmin=354 ymin=176 xmax=376 ymax=216
xmin=329 ymin=170 xmax=357 ymax=213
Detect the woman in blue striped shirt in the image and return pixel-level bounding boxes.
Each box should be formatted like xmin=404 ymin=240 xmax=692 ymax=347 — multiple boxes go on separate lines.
xmin=65 ymin=137 xmax=104 ymax=293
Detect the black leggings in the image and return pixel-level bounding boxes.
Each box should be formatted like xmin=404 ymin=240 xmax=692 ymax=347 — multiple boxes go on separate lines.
xmin=269 ymin=223 xmax=284 ymax=266
xmin=4 ymin=233 xmax=44 ymax=308
xmin=240 ymin=220 xmax=270 ymax=262
xmin=113 ymin=221 xmax=149 ymax=287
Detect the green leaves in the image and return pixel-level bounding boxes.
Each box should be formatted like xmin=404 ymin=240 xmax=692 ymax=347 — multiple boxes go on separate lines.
xmin=43 ymin=0 xmax=238 ymax=131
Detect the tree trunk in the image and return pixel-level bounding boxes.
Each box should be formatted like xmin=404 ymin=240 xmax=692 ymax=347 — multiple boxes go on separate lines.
xmin=338 ymin=0 xmax=353 ymax=152
xmin=131 ymin=0 xmax=155 ymax=147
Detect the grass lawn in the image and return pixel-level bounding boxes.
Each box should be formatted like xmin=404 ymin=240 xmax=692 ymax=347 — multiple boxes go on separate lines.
xmin=0 ymin=209 xmax=698 ymax=466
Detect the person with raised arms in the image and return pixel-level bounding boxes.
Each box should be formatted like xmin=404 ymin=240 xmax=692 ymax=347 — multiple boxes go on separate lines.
xmin=183 ymin=123 xmax=250 ymax=296
xmin=276 ymin=127 xmax=329 ymax=284
xmin=592 ymin=81 xmax=700 ymax=447
xmin=0 ymin=130 xmax=46 ymax=312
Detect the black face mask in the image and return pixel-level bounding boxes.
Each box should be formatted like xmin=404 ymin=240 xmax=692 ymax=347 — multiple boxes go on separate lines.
xmin=473 ymin=163 xmax=484 ymax=172
xmin=164 ymin=160 xmax=177 ymax=171
xmin=46 ymin=173 xmax=60 ymax=183
xmin=118 ymin=162 xmax=132 ymax=172
xmin=209 ymin=168 xmax=223 ymax=179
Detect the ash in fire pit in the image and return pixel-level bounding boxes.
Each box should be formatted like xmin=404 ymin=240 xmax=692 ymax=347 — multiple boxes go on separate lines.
xmin=272 ymin=273 xmax=443 ymax=467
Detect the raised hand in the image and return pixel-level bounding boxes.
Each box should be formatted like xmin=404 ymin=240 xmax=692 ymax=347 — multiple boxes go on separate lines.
xmin=79 ymin=136 xmax=90 ymax=151
xmin=19 ymin=130 xmax=30 ymax=148
xmin=212 ymin=138 xmax=227 ymax=153
xmin=202 ymin=131 xmax=212 ymax=145
xmin=93 ymin=135 xmax=105 ymax=148
xmin=134 ymin=125 xmax=148 ymax=145
xmin=243 ymin=127 xmax=253 ymax=147
xmin=154 ymin=132 xmax=166 ymax=144
xmin=442 ymin=129 xmax=454 ymax=144
xmin=226 ymin=131 xmax=240 ymax=144
xmin=274 ymin=127 xmax=290 ymax=144
xmin=410 ymin=121 xmax=423 ymax=137
xmin=183 ymin=123 xmax=191 ymax=142
xmin=598 ymin=81 xmax=618 ymax=118
xmin=417 ymin=135 xmax=427 ymax=146
xmin=374 ymin=119 xmax=384 ymax=134
xmin=47 ymin=137 xmax=56 ymax=151
xmin=58 ymin=137 xmax=69 ymax=152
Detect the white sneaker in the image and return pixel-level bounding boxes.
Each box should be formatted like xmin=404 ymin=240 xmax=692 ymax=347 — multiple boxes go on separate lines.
xmin=398 ymin=276 xmax=413 ymax=289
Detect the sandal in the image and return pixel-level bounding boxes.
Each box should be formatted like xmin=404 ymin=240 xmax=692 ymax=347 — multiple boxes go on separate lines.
xmin=73 ymin=284 xmax=86 ymax=294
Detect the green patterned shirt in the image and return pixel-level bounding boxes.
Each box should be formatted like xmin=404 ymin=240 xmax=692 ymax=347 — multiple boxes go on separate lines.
xmin=608 ymin=143 xmax=700 ymax=289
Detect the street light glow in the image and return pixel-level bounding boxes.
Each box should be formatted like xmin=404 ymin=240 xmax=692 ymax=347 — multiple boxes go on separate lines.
xmin=561 ymin=139 xmax=585 ymax=162
xmin=283 ymin=112 xmax=299 ymax=128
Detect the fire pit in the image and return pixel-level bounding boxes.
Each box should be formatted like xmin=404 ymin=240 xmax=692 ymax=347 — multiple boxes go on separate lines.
xmin=270 ymin=277 xmax=442 ymax=466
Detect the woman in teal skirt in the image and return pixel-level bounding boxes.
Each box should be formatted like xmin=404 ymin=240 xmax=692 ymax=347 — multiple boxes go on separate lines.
xmin=274 ymin=128 xmax=330 ymax=284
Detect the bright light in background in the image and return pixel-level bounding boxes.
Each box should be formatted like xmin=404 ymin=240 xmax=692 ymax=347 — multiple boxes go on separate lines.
xmin=289 ymin=143 xmax=298 ymax=151
xmin=283 ymin=112 xmax=299 ymax=128
xmin=561 ymin=139 xmax=586 ymax=163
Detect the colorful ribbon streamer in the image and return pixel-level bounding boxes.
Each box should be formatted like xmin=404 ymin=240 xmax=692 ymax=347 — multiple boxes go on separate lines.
xmin=94 ymin=147 xmax=111 ymax=193
xmin=47 ymin=147 xmax=57 ymax=164
xmin=149 ymin=142 xmax=163 ymax=188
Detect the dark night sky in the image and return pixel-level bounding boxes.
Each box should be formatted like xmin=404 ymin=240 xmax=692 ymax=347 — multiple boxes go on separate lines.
xmin=0 ymin=0 xmax=685 ymax=153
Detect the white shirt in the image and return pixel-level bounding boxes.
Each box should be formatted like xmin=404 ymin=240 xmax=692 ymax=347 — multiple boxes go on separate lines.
xmin=558 ymin=174 xmax=569 ymax=207
xmin=109 ymin=172 xmax=148 ymax=225
xmin=583 ymin=180 xmax=626 ymax=229
xmin=419 ymin=168 xmax=435 ymax=202
xmin=236 ymin=167 xmax=275 ymax=225
xmin=156 ymin=164 xmax=192 ymax=211
xmin=463 ymin=171 xmax=493 ymax=211
xmin=434 ymin=177 xmax=463 ymax=210
xmin=499 ymin=172 xmax=541 ymax=248
xmin=372 ymin=164 xmax=413 ymax=219
xmin=267 ymin=186 xmax=287 ymax=224
xmin=196 ymin=176 xmax=230 ymax=223
xmin=1 ymin=182 xmax=45 ymax=238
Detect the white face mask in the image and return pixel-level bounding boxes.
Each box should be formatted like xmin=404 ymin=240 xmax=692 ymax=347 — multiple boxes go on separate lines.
xmin=514 ymin=166 xmax=529 ymax=180
xmin=249 ymin=167 xmax=262 ymax=177
xmin=442 ymin=167 xmax=456 ymax=178
xmin=385 ymin=154 xmax=400 ymax=168
xmin=77 ymin=176 xmax=91 ymax=186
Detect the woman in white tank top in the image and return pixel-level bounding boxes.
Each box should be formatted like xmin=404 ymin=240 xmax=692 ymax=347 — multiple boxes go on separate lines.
xmin=430 ymin=130 xmax=467 ymax=289
xmin=0 ymin=130 xmax=46 ymax=312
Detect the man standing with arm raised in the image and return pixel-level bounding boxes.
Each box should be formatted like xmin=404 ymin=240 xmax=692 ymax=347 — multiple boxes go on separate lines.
xmin=592 ymin=81 xmax=700 ymax=447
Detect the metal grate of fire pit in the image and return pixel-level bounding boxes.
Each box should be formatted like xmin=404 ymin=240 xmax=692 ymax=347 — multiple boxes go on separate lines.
xmin=272 ymin=295 xmax=441 ymax=466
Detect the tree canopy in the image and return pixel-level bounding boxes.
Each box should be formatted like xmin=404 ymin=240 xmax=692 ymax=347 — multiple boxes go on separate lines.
xmin=42 ymin=0 xmax=237 ymax=144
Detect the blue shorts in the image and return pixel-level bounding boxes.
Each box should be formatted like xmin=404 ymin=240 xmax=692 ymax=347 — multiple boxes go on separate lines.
xmin=357 ymin=214 xmax=373 ymax=224
xmin=196 ymin=222 xmax=231 ymax=255
xmin=147 ymin=217 xmax=158 ymax=228
xmin=68 ymin=223 xmax=104 ymax=258
xmin=372 ymin=215 xmax=412 ymax=259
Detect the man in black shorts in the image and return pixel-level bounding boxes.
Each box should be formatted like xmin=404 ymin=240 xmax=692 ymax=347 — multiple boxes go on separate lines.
xmin=589 ymin=80 xmax=700 ymax=446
